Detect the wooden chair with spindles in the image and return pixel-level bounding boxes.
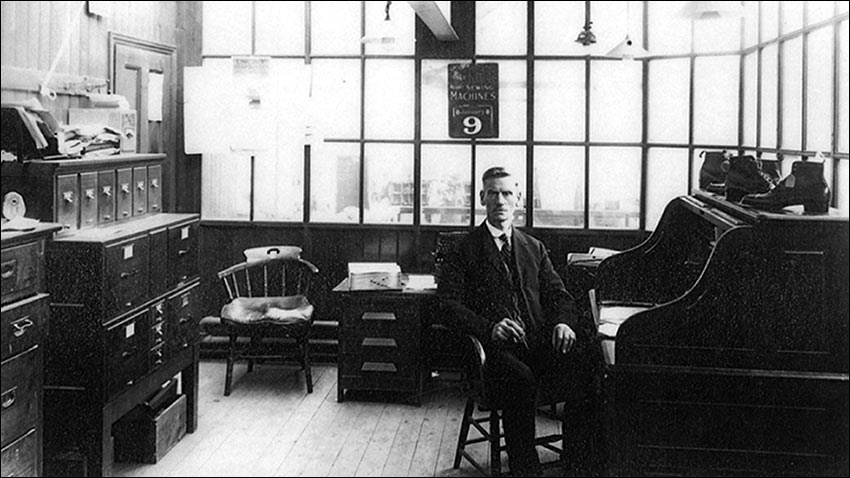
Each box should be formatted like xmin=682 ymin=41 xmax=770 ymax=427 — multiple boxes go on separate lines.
xmin=217 ymin=253 xmax=319 ymax=395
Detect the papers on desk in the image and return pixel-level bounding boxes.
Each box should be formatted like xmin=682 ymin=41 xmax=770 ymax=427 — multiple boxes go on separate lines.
xmin=567 ymin=246 xmax=620 ymax=265
xmin=348 ymin=262 xmax=401 ymax=290
xmin=403 ymin=274 xmax=436 ymax=291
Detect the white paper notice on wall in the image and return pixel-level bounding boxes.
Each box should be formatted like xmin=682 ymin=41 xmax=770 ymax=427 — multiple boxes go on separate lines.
xmin=183 ymin=65 xmax=232 ymax=154
xmin=148 ymin=72 xmax=164 ymax=122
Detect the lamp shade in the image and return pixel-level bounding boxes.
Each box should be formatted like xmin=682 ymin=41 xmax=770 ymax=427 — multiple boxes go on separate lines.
xmin=680 ymin=1 xmax=744 ymax=20
xmin=606 ymin=35 xmax=649 ymax=60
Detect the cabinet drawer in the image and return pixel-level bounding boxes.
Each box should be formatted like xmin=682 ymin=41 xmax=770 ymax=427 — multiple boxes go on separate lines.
xmin=147 ymin=164 xmax=162 ymax=213
xmin=149 ymin=343 xmax=166 ymax=372
xmin=1 ymin=241 xmax=42 ymax=306
xmin=149 ymin=229 xmax=168 ymax=297
xmin=105 ymin=311 xmax=149 ymax=400
xmin=133 ymin=166 xmax=147 ymax=216
xmin=55 ymin=173 xmax=78 ymax=231
xmin=98 ymin=170 xmax=116 ymax=224
xmin=104 ymin=236 xmax=149 ymax=318
xmin=0 ymin=428 xmax=38 ymax=478
xmin=340 ymin=333 xmax=420 ymax=366
xmin=341 ymin=299 xmax=420 ymax=332
xmin=168 ymin=283 xmax=199 ymax=354
xmin=167 ymin=222 xmax=198 ymax=286
xmin=339 ymin=354 xmax=420 ymax=383
xmin=1 ymin=294 xmax=47 ymax=361
xmin=1 ymin=346 xmax=40 ymax=448
xmin=79 ymin=172 xmax=98 ymax=230
xmin=116 ymin=167 xmax=133 ymax=221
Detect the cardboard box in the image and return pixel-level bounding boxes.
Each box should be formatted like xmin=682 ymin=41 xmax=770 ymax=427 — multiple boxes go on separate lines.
xmin=113 ymin=394 xmax=187 ymax=464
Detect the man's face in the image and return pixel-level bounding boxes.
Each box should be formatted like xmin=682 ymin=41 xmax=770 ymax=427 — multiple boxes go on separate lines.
xmin=480 ymin=176 xmax=519 ymax=228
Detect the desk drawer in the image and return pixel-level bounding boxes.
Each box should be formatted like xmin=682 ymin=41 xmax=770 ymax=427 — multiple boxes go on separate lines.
xmin=105 ymin=310 xmax=149 ymax=400
xmin=167 ymin=222 xmax=198 ymax=286
xmin=1 ymin=346 xmax=40 ymax=448
xmin=147 ymin=164 xmax=162 ymax=213
xmin=341 ymin=299 xmax=420 ymax=331
xmin=340 ymin=333 xmax=420 ymax=365
xmin=104 ymin=236 xmax=149 ymax=319
xmin=133 ymin=166 xmax=148 ymax=216
xmin=0 ymin=428 xmax=38 ymax=477
xmin=55 ymin=173 xmax=78 ymax=231
xmin=339 ymin=354 xmax=420 ymax=385
xmin=1 ymin=294 xmax=47 ymax=361
xmin=98 ymin=170 xmax=116 ymax=224
xmin=1 ymin=240 xmax=43 ymax=306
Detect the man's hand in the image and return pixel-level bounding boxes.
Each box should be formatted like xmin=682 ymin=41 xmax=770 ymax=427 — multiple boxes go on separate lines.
xmin=552 ymin=323 xmax=576 ymax=354
xmin=492 ymin=318 xmax=527 ymax=345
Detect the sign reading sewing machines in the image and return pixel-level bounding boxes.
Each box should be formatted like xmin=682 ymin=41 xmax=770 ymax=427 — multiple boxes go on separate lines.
xmin=448 ymin=63 xmax=499 ymax=139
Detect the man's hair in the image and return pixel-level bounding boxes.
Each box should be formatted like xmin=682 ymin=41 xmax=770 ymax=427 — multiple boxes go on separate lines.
xmin=481 ymin=166 xmax=512 ymax=184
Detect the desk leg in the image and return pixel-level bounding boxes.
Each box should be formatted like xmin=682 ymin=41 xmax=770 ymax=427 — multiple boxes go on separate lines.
xmin=184 ymin=344 xmax=200 ymax=433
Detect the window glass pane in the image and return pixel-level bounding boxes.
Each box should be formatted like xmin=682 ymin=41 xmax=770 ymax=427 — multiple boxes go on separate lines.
xmin=781 ymin=1 xmax=804 ymax=34
xmin=841 ymin=1 xmax=850 ymax=14
xmin=743 ymin=1 xmax=759 ymax=48
xmin=534 ymin=61 xmax=585 ymax=142
xmin=837 ymin=160 xmax=849 ymax=216
xmin=474 ymin=146 xmax=527 ymax=227
xmin=648 ymin=1 xmax=691 ymax=55
xmin=202 ymin=1 xmax=252 ymax=55
xmin=743 ymin=52 xmax=758 ymax=147
xmin=762 ymin=1 xmax=779 ymax=41
xmin=648 ymin=59 xmax=689 ymax=143
xmin=782 ymin=37 xmax=803 ymax=151
xmin=694 ymin=16 xmax=741 ymax=53
xmin=534 ymin=1 xmax=587 ymax=56
xmin=808 ymin=1 xmax=835 ymax=25
xmin=201 ymin=153 xmax=251 ymax=220
xmin=592 ymin=2 xmax=644 ymax=56
xmin=310 ymin=60 xmax=361 ymax=140
xmin=761 ymin=44 xmax=778 ymax=147
xmin=421 ymin=144 xmax=473 ymax=226
xmin=647 ymin=148 xmax=689 ymax=231
xmin=477 ymin=1 xmax=526 ymax=55
xmin=421 ymin=60 xmax=453 ymax=140
xmin=533 ymin=146 xmax=585 ymax=228
xmin=311 ymin=1 xmax=361 ymax=55
xmin=840 ymin=21 xmax=849 ymax=153
xmin=254 ymin=150 xmax=303 ymax=221
xmin=590 ymin=61 xmax=642 ymax=143
xmin=255 ymin=1 xmax=304 ymax=55
xmin=364 ymin=0 xmax=415 ymax=56
xmin=494 ymin=61 xmax=527 ymax=141
xmin=693 ymin=55 xmax=739 ymax=145
xmin=807 ymin=27 xmax=833 ymax=152
xmin=364 ymin=59 xmax=414 ymax=139
xmin=364 ymin=143 xmax=413 ymax=224
xmin=589 ymin=147 xmax=641 ymax=229
xmin=310 ymin=142 xmax=360 ymax=223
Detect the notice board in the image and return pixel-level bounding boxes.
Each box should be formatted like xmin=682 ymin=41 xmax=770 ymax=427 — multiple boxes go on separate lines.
xmin=448 ymin=63 xmax=499 ymax=139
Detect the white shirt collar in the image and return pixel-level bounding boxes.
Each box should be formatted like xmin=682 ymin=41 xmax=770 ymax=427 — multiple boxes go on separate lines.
xmin=485 ymin=221 xmax=512 ymax=244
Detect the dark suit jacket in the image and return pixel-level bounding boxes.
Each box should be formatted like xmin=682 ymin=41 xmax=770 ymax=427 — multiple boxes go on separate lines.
xmin=438 ymin=223 xmax=582 ymax=348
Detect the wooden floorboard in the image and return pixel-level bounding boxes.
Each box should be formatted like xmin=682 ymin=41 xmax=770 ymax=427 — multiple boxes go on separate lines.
xmin=113 ymin=359 xmax=568 ymax=478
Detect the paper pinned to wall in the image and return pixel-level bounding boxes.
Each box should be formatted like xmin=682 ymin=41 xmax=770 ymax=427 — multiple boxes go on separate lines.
xmin=148 ymin=72 xmax=164 ymax=122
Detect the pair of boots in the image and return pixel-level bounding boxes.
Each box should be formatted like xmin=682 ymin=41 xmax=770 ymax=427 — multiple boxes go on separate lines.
xmin=701 ymin=153 xmax=780 ymax=202
xmin=742 ymin=159 xmax=831 ymax=213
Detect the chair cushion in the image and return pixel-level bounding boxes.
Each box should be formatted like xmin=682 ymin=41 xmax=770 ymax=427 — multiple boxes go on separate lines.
xmin=220 ymin=295 xmax=314 ymax=326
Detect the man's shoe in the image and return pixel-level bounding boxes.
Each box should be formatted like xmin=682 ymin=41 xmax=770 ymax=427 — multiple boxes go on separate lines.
xmin=741 ymin=159 xmax=831 ymax=213
xmin=724 ymin=155 xmax=777 ymax=202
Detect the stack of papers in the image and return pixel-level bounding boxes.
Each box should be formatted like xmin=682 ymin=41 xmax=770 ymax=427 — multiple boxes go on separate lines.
xmin=348 ymin=262 xmax=401 ymax=290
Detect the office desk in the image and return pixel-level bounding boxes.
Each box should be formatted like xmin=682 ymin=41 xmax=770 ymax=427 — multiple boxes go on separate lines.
xmin=332 ymin=276 xmax=437 ymax=405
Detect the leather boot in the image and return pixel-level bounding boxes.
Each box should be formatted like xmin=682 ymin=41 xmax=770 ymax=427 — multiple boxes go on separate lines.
xmin=699 ymin=150 xmax=729 ymax=190
xmin=742 ymin=160 xmax=831 ymax=213
xmin=723 ymin=155 xmax=777 ymax=202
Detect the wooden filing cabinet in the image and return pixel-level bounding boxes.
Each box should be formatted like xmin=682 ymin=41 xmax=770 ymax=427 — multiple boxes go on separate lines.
xmin=334 ymin=279 xmax=434 ymax=405
xmin=42 ymin=213 xmax=200 ymax=477
xmin=1 ymin=223 xmax=62 ymax=478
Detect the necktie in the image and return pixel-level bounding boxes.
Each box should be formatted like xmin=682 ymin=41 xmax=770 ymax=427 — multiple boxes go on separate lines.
xmin=499 ymin=233 xmax=529 ymax=340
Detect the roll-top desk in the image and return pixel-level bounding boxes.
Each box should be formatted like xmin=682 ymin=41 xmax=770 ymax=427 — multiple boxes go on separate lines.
xmin=595 ymin=191 xmax=848 ymax=476
xmin=2 ymin=154 xmax=200 ymax=477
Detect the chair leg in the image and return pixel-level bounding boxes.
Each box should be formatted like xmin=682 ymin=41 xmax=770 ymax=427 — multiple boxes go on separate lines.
xmin=225 ymin=333 xmax=237 ymax=396
xmin=301 ymin=336 xmax=313 ymax=394
xmin=489 ymin=410 xmax=501 ymax=477
xmin=247 ymin=336 xmax=258 ymax=373
xmin=454 ymin=398 xmax=475 ymax=469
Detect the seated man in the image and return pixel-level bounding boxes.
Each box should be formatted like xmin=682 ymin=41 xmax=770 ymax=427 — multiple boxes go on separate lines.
xmin=438 ymin=166 xmax=594 ymax=476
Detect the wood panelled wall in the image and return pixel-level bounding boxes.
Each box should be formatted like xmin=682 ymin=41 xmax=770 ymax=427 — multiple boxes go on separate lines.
xmin=199 ymin=223 xmax=650 ymax=324
xmin=0 ymin=1 xmax=202 ymax=212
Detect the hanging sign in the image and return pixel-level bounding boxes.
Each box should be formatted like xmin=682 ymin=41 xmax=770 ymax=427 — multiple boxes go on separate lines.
xmin=448 ymin=63 xmax=499 ymax=139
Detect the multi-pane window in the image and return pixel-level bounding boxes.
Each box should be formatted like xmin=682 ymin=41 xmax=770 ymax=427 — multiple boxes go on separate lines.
xmin=198 ymin=1 xmax=850 ymax=227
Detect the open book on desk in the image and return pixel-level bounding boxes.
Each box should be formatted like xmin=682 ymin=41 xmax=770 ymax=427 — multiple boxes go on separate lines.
xmin=348 ymin=262 xmax=402 ymax=290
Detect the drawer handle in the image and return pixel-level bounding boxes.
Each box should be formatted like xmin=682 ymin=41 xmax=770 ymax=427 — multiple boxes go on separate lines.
xmin=121 ymin=183 xmax=130 ymax=194
xmin=102 ymin=185 xmax=113 ymax=197
xmin=126 ymin=380 xmax=134 ymax=387
xmin=120 ymin=269 xmax=138 ymax=279
xmin=1 ymin=259 xmax=16 ymax=279
xmin=151 ymin=179 xmax=159 ymax=188
xmin=361 ymin=312 xmax=396 ymax=322
xmin=137 ymin=181 xmax=145 ymax=191
xmin=103 ymin=214 xmax=112 ymax=220
xmin=63 ymin=191 xmax=75 ymax=203
xmin=85 ymin=188 xmax=95 ymax=200
xmin=1 ymin=387 xmax=16 ymax=410
xmin=179 ymin=317 xmax=192 ymax=325
xmin=122 ymin=348 xmax=137 ymax=358
xmin=178 ymin=249 xmax=190 ymax=256
xmin=11 ymin=316 xmax=33 ymax=337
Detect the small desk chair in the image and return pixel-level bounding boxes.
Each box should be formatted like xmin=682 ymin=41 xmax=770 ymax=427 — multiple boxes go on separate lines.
xmin=217 ymin=251 xmax=319 ymax=395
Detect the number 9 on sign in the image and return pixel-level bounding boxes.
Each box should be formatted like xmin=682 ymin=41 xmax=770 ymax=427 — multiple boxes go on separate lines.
xmin=463 ymin=116 xmax=482 ymax=135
